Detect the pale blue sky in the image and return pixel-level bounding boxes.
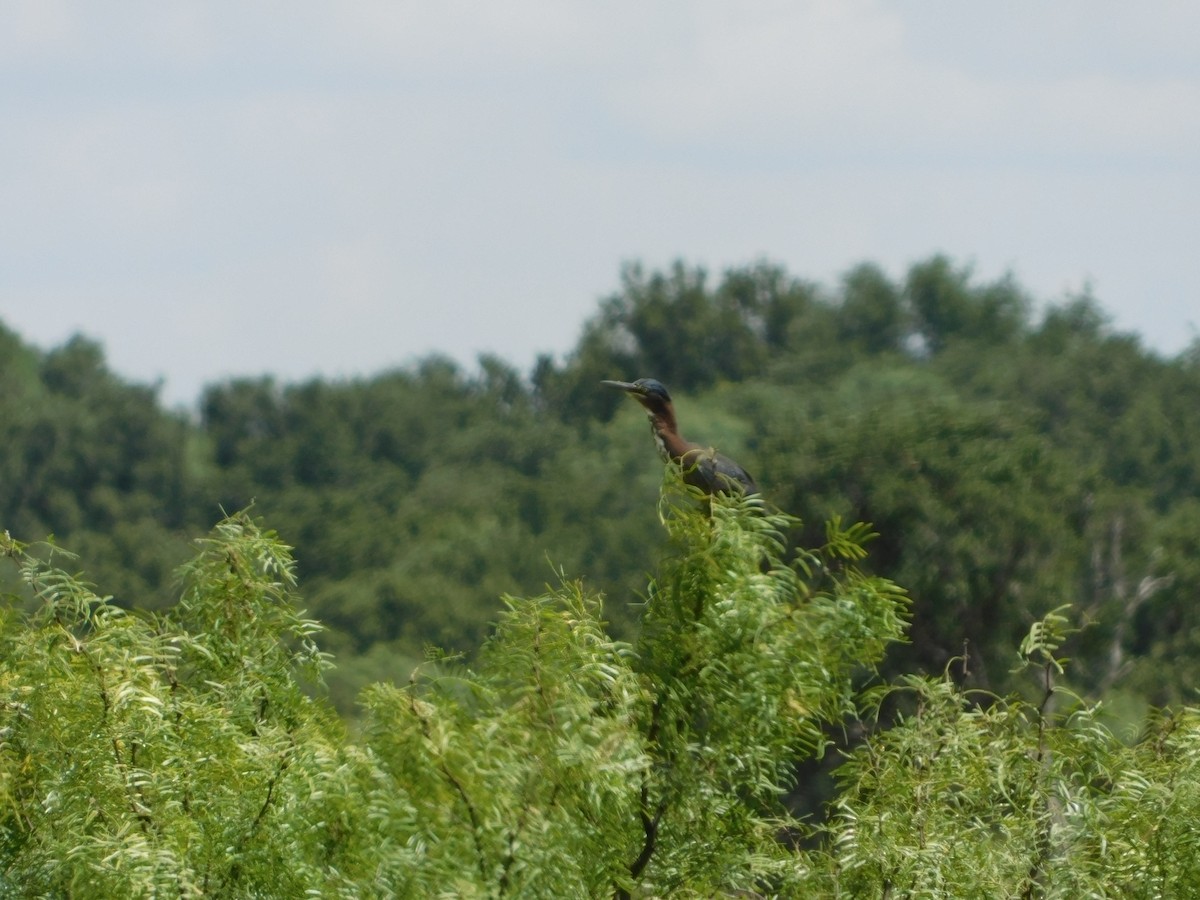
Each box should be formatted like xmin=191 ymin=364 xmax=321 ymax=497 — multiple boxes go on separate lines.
xmin=2 ymin=1 xmax=1198 ymax=407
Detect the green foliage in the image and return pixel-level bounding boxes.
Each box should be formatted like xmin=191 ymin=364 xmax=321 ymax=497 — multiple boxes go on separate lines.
xmin=352 ymin=478 xmax=909 ymax=896
xmin=837 ymin=262 xmax=908 ymax=355
xmin=358 ymin=582 xmax=646 ymax=896
xmin=749 ymin=364 xmax=1084 ymax=690
xmin=4 ymin=493 xmax=1200 ymax=895
xmin=5 ymin=253 xmax=1200 ymax=712
xmin=615 ymin=479 xmax=907 ymax=894
xmin=0 ymin=332 xmax=194 ymax=610
xmin=0 ymin=484 xmax=912 ymax=896
xmin=0 ymin=518 xmax=356 ymax=897
xmin=8 ymin=254 xmax=1200 ymax=892
xmin=906 ymin=255 xmax=1029 ymax=353
xmin=533 ymin=260 xmax=823 ymax=422
xmin=809 ymin=608 xmax=1200 ymax=897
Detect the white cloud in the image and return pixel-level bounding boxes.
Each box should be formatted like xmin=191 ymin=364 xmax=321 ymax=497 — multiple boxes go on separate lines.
xmin=0 ymin=0 xmax=77 ymax=59
xmin=613 ymin=0 xmax=908 ymax=136
xmin=604 ymin=0 xmax=1200 ymax=164
xmin=1 ymin=1 xmax=1198 ymax=405
xmin=322 ymin=0 xmax=591 ymax=71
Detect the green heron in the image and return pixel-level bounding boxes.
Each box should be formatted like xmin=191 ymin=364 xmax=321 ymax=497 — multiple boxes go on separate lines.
xmin=602 ymin=378 xmax=758 ymax=496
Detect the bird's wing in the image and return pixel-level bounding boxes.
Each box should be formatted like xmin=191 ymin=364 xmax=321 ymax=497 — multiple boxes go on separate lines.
xmin=683 ymin=448 xmax=758 ymax=496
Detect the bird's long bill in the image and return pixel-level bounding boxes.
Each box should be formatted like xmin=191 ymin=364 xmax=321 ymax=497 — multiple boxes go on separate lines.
xmin=600 ymin=379 xmax=640 ymax=393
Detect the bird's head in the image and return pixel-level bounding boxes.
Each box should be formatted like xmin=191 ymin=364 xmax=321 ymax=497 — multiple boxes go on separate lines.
xmin=601 ymin=378 xmax=674 ymax=420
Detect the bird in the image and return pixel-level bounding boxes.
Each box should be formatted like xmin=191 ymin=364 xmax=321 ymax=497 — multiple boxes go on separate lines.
xmin=601 ymin=378 xmax=758 ymax=497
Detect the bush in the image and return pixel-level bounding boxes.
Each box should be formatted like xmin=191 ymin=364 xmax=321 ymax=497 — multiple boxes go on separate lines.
xmin=3 ymin=482 xmax=1198 ymax=896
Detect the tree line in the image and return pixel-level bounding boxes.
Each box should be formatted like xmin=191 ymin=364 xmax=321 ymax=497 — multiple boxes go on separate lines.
xmin=5 ymin=255 xmax=1200 ymax=892
xmin=3 ymin=255 xmax=1200 ymax=716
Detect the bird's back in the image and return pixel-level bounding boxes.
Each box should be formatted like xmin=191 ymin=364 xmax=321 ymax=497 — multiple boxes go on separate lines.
xmin=680 ymin=446 xmax=758 ymax=496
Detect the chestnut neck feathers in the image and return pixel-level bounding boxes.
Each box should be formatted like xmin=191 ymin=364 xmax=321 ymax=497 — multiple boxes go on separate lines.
xmin=639 ymin=399 xmax=692 ymax=462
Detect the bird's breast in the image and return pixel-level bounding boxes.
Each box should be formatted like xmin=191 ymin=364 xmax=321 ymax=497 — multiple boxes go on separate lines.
xmin=651 ymin=429 xmax=669 ymax=461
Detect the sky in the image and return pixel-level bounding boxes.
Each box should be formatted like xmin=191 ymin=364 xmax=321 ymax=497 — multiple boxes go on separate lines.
xmin=2 ymin=1 xmax=1198 ymax=408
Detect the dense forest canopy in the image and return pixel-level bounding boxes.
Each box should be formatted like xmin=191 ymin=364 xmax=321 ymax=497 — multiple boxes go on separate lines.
xmin=2 ymin=465 xmax=1198 ymax=895
xmin=5 ymin=255 xmax=1200 ymax=894
xmin=3 ymin=255 xmax=1200 ymax=715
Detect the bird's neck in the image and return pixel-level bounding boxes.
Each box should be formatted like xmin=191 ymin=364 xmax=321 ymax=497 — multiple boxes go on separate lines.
xmin=647 ymin=412 xmax=694 ymax=462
